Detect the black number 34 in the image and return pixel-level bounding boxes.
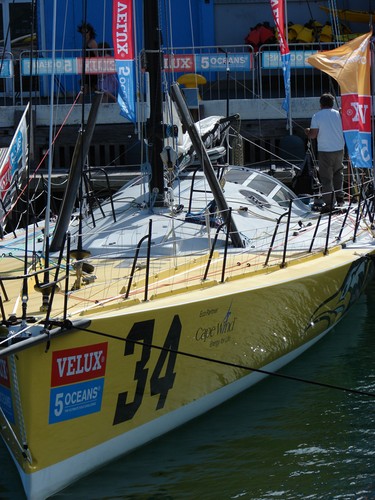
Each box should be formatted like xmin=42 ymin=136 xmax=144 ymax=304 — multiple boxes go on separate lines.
xmin=113 ymin=315 xmax=182 ymax=425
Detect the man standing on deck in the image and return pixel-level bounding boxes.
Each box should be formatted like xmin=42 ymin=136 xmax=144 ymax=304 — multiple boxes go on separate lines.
xmin=305 ymin=93 xmax=345 ymax=213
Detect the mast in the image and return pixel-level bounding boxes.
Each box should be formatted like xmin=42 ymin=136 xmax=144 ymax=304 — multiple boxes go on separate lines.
xmin=144 ymin=0 xmax=165 ymax=205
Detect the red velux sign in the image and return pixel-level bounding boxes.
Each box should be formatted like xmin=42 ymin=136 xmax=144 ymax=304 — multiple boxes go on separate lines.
xmin=51 ymin=343 xmax=108 ymax=387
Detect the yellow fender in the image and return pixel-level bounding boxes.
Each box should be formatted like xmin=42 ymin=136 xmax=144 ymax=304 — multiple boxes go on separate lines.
xmin=320 ymin=24 xmax=333 ymax=42
xmin=296 ymin=26 xmax=314 ymax=43
xmin=288 ymin=24 xmax=304 ymax=41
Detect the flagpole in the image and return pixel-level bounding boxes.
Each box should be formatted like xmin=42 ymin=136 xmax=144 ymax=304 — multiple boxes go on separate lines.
xmin=271 ymin=0 xmax=291 ymax=135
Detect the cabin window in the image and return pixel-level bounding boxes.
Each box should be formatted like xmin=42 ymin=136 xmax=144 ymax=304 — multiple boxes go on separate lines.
xmin=246 ymin=175 xmax=278 ymax=197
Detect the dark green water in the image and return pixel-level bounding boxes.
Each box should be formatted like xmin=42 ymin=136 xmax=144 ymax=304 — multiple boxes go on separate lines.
xmin=1 ymin=282 xmax=374 ymax=499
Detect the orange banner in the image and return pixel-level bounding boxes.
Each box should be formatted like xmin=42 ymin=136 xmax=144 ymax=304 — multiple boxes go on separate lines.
xmin=307 ymin=32 xmax=373 ymax=168
xmin=307 ymin=31 xmax=372 ymax=94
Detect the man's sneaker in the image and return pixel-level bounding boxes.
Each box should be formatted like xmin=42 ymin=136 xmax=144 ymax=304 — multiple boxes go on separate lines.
xmin=336 ymin=198 xmax=345 ymax=207
xmin=320 ymin=205 xmax=333 ymax=214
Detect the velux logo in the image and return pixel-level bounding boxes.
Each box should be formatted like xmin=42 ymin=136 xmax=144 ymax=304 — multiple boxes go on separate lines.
xmin=341 ymin=94 xmax=372 ymax=135
xmin=51 ymin=343 xmax=108 ymax=387
xmin=163 ymin=55 xmax=195 ymax=72
xmin=350 ymin=102 xmax=369 ymax=124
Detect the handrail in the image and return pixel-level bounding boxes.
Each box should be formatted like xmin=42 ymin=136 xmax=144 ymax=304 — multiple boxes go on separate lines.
xmin=124 ymin=219 xmax=152 ymax=300
xmin=82 ymin=172 xmax=105 ymax=224
xmin=281 ymin=200 xmax=293 ymax=268
xmin=202 ymin=208 xmax=232 ymax=283
xmin=83 ymin=167 xmax=117 ymax=224
xmin=187 ymin=168 xmax=200 ymax=214
xmin=203 ymin=220 xmax=227 ymax=281
xmin=308 ymin=214 xmax=322 ymax=253
xmin=323 ymin=192 xmax=335 ymax=255
xmin=264 ymin=210 xmax=290 ymax=267
xmin=144 ymin=219 xmax=152 ymax=302
xmin=353 ymin=183 xmax=364 ymax=243
xmin=359 ymin=182 xmax=374 ymax=225
xmin=221 ymin=208 xmax=231 ymax=283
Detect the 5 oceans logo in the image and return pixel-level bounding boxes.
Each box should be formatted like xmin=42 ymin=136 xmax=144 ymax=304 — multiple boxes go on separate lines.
xmin=49 ymin=343 xmax=108 ymax=424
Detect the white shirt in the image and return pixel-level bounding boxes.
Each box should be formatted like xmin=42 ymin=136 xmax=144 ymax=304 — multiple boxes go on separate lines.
xmin=310 ymin=108 xmax=345 ymax=152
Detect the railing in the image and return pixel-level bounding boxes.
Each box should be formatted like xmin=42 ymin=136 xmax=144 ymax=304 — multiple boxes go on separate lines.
xmin=0 ymin=42 xmax=348 ymax=108
xmin=163 ymin=45 xmax=256 ymax=101
xmin=99 ymin=184 xmax=375 ymax=302
xmin=124 ymin=219 xmax=152 ymax=302
xmin=258 ymin=42 xmax=339 ymax=100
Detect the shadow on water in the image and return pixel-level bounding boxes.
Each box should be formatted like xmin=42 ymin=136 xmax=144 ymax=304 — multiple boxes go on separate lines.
xmin=1 ymin=283 xmax=375 ymax=499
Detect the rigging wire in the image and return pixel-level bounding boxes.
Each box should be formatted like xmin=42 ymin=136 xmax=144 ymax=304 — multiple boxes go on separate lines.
xmin=20 ymin=0 xmax=37 ymax=323
xmin=45 ymin=0 xmax=58 ymax=245
xmin=329 ymin=0 xmax=341 ymax=48
xmin=0 ymin=0 xmax=16 ymax=83
xmin=80 ymin=325 xmax=375 ymax=398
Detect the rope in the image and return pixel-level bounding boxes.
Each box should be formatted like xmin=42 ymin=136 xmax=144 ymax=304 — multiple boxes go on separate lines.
xmin=81 ymin=326 xmax=375 ymax=398
xmin=0 ymin=0 xmax=16 ymax=79
xmin=8 ymin=354 xmax=32 ymax=462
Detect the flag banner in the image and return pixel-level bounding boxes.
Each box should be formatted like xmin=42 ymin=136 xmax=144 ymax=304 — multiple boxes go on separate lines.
xmin=0 ymin=103 xmax=29 ymax=213
xmin=270 ymin=0 xmax=291 ymax=115
xmin=112 ymin=0 xmax=137 ymax=122
xmin=307 ymin=32 xmax=372 ymax=168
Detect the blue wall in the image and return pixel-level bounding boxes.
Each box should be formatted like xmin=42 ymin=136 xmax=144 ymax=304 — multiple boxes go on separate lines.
xmin=159 ymin=0 xmax=215 ymax=48
xmin=36 ymin=0 xmax=370 ymax=52
xmin=37 ymin=0 xmax=215 ymax=54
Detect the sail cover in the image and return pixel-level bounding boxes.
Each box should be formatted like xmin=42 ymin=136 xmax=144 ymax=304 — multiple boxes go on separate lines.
xmin=307 ymin=32 xmax=372 ymax=169
xmin=112 ymin=0 xmax=137 ymax=122
xmin=270 ymin=0 xmax=291 ymax=117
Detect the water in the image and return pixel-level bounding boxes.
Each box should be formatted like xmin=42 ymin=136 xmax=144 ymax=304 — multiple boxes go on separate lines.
xmin=1 ymin=282 xmax=374 ymax=500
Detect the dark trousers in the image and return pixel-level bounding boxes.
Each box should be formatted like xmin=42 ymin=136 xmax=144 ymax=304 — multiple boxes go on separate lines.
xmin=318 ymin=150 xmax=344 ymax=206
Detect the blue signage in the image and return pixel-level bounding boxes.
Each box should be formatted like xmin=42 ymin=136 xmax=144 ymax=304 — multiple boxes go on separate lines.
xmin=262 ymin=50 xmax=317 ymax=69
xmin=196 ymin=53 xmax=252 ymax=71
xmin=49 ymin=378 xmax=104 ymax=424
xmin=21 ymin=58 xmax=77 ymax=76
xmin=0 ymin=60 xmax=13 ymax=78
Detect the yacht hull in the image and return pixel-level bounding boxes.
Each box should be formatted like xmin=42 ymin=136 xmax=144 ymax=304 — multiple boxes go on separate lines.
xmin=1 ymin=250 xmax=373 ymax=499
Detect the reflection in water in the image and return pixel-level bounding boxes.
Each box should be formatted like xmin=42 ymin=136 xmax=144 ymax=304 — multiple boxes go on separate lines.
xmin=1 ymin=284 xmax=374 ymax=499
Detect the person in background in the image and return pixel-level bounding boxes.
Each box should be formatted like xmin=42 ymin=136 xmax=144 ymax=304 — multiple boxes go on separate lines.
xmin=97 ymin=42 xmax=118 ymax=103
xmin=305 ymin=93 xmax=345 ymax=213
xmin=77 ymin=22 xmax=98 ymax=97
